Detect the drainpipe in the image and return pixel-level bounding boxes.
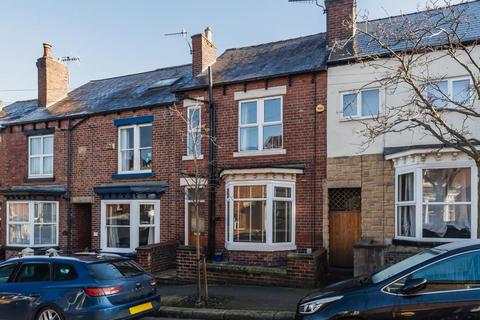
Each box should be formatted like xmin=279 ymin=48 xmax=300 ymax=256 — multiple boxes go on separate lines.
xmin=65 ymin=117 xmax=87 ymax=253
xmin=207 ymin=66 xmax=217 ymax=260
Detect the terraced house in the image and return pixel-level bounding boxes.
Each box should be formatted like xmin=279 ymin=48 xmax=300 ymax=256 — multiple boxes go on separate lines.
xmin=326 ymin=0 xmax=480 ymax=276
xmin=0 ymin=4 xmax=349 ymax=284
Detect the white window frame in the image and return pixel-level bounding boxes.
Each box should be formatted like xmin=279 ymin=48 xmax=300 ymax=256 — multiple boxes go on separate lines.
xmin=237 ymin=96 xmax=284 ymax=153
xmin=225 ymin=180 xmax=296 ymax=252
xmin=100 ymin=200 xmax=160 ymax=253
xmin=117 ymin=124 xmax=152 ymax=174
xmin=340 ymin=88 xmax=381 ymax=120
xmin=6 ymin=201 xmax=59 ymax=247
xmin=28 ymin=135 xmax=54 ymax=179
xmin=394 ymin=161 xmax=478 ymax=242
xmin=184 ymin=186 xmax=206 ymax=246
xmin=427 ymin=76 xmax=474 ymax=108
xmin=186 ymin=106 xmax=202 ymax=158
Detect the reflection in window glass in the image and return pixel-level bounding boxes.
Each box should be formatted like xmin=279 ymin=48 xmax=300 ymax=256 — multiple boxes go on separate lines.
xmin=106 ymin=204 xmax=131 ymax=248
xmin=343 ymin=93 xmax=357 ymax=117
xmin=422 ymin=168 xmax=471 ymax=239
xmin=264 ymin=98 xmax=282 ymax=122
xmin=361 ymin=90 xmax=380 ymax=116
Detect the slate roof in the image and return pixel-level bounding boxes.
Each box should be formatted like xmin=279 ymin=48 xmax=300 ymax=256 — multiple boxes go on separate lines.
xmin=177 ymin=32 xmax=328 ymax=91
xmin=329 ymin=0 xmax=480 ymax=63
xmin=0 ymin=64 xmax=192 ymax=126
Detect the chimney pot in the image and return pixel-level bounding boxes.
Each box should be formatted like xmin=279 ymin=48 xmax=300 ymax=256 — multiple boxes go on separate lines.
xmin=204 ymin=27 xmax=213 ymax=42
xmin=43 ymin=43 xmax=53 ymax=58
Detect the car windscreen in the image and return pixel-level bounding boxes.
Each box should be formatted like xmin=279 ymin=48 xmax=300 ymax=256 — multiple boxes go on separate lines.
xmin=371 ymin=249 xmax=443 ymax=284
xmin=87 ymin=260 xmax=145 ymax=280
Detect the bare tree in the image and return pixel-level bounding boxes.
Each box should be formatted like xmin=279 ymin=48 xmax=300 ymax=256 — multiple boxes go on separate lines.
xmin=336 ymin=0 xmax=480 ymax=234
xmin=171 ymin=99 xmax=212 ymax=304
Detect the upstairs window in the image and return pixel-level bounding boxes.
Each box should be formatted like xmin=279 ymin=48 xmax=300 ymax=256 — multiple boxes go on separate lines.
xmin=28 ymin=135 xmax=53 ymax=178
xmin=239 ymin=97 xmax=283 ymax=152
xmin=118 ymin=124 xmax=152 ymax=173
xmin=187 ymin=106 xmax=202 ymax=157
xmin=427 ymin=77 xmax=474 ymax=109
xmin=341 ymin=89 xmax=380 ymax=118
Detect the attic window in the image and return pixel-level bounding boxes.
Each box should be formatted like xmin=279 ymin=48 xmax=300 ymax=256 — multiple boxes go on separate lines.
xmin=149 ymin=77 xmax=180 ymax=89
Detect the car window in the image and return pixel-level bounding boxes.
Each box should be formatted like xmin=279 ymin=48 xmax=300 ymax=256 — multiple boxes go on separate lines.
xmin=53 ymin=263 xmax=77 ymax=281
xmin=387 ymin=250 xmax=480 ymax=294
xmin=15 ymin=263 xmax=51 ymax=282
xmin=87 ymin=260 xmax=144 ymax=280
xmin=0 ymin=264 xmax=18 ymax=283
xmin=372 ymin=249 xmax=442 ymax=283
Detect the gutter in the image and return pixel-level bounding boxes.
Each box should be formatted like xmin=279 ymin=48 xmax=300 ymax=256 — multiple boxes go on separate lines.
xmin=207 ymin=66 xmax=217 ymax=260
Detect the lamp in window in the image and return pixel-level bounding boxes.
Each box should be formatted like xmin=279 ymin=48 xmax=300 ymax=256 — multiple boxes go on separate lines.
xmin=148 ymin=208 xmax=155 ymax=218
xmin=115 ymin=205 xmax=124 ymax=214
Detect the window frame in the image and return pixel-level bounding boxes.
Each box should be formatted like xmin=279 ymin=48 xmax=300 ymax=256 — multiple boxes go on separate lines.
xmin=100 ymin=199 xmax=160 ymax=253
xmin=225 ymin=180 xmax=296 ymax=252
xmin=14 ymin=262 xmax=52 ymax=283
xmin=186 ymin=106 xmax=202 ymax=157
xmin=28 ymin=134 xmax=54 ymax=179
xmin=394 ymin=161 xmax=478 ymax=243
xmin=237 ymin=96 xmax=284 ymax=153
xmin=117 ymin=123 xmax=153 ymax=174
xmin=6 ymin=201 xmax=59 ymax=247
xmin=340 ymin=88 xmax=381 ymax=120
xmin=426 ymin=76 xmax=474 ymax=109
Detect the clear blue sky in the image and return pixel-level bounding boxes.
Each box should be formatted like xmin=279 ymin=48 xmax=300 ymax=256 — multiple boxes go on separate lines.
xmin=0 ymin=0 xmax=460 ymax=105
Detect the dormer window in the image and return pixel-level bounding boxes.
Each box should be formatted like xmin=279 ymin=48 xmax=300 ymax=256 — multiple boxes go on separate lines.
xmin=28 ymin=135 xmax=54 ymax=178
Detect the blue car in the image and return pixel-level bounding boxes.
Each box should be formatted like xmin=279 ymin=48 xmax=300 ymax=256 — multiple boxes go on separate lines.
xmin=0 ymin=254 xmax=160 ymax=320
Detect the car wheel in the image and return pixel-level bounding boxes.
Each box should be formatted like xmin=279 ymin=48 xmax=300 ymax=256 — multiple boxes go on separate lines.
xmin=36 ymin=307 xmax=65 ymax=320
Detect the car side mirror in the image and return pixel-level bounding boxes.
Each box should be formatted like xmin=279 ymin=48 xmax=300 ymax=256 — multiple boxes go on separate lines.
xmin=401 ymin=278 xmax=427 ymax=294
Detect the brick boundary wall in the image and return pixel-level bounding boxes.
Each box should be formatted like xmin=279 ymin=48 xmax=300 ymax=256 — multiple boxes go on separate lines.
xmin=176 ymin=246 xmax=327 ymax=288
xmin=136 ymin=241 xmax=179 ymax=273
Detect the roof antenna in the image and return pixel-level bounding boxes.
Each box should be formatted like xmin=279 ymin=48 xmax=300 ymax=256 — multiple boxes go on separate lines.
xmin=288 ymin=0 xmax=326 ymax=13
xmin=165 ymin=28 xmax=193 ymax=55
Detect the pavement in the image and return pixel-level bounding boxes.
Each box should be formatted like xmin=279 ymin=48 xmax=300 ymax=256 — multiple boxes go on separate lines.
xmin=143 ymin=284 xmax=312 ymax=320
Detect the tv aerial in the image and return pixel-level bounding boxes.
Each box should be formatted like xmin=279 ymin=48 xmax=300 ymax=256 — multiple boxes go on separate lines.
xmin=165 ymin=28 xmax=193 ymax=55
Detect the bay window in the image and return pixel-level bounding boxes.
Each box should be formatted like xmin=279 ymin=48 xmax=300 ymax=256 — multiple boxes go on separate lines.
xmin=29 ymin=135 xmax=54 ymax=178
xmin=226 ymin=181 xmax=295 ymax=251
xmin=395 ymin=164 xmax=476 ymax=241
xmin=118 ymin=124 xmax=152 ymax=174
xmin=238 ymin=97 xmax=283 ymax=152
xmin=7 ymin=201 xmax=58 ymax=247
xmin=101 ymin=200 xmax=159 ymax=252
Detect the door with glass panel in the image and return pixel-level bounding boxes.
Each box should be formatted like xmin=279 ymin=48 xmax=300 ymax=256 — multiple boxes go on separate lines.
xmin=186 ymin=188 xmax=207 ymax=247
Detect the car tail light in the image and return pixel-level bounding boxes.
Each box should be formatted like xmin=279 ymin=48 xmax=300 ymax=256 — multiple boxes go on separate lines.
xmin=84 ymin=286 xmax=123 ymax=297
xmin=149 ymin=278 xmax=157 ymax=286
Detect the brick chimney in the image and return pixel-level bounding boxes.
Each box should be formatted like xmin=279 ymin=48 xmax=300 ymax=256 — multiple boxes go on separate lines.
xmin=191 ymin=27 xmax=217 ymax=77
xmin=36 ymin=43 xmax=68 ymax=108
xmin=325 ymin=0 xmax=357 ymax=48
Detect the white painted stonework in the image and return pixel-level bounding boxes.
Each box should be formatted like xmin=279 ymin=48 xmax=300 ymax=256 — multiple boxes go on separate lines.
xmin=327 ymin=48 xmax=480 ymax=158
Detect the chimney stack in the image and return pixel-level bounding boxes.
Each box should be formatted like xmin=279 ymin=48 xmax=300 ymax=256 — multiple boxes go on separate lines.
xmin=325 ymin=0 xmax=357 ymax=48
xmin=36 ymin=43 xmax=68 ymax=108
xmin=191 ymin=27 xmax=217 ymax=77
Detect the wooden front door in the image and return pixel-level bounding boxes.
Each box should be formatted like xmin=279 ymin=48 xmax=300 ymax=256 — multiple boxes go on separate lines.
xmin=187 ymin=201 xmax=207 ymax=247
xmin=329 ymin=210 xmax=361 ymax=268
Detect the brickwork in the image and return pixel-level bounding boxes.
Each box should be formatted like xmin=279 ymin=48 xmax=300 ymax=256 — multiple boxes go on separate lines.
xmin=176 ymin=246 xmax=326 ymax=287
xmin=178 ymin=72 xmax=328 ymax=265
xmin=36 ymin=44 xmax=68 ymax=108
xmin=136 ymin=241 xmax=179 ymax=273
xmin=191 ymin=28 xmax=216 ymax=77
xmin=325 ymin=0 xmax=356 ymax=47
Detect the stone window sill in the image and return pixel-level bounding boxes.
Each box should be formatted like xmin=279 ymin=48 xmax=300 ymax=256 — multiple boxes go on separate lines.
xmin=233 ymin=149 xmax=287 ymax=158
xmin=182 ymin=154 xmax=204 ymax=161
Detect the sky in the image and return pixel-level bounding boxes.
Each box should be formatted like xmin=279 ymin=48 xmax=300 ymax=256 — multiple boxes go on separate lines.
xmin=0 ymin=0 xmax=463 ymax=105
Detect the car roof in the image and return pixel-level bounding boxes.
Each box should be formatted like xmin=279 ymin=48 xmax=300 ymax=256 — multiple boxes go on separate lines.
xmin=434 ymin=240 xmax=480 ymax=254
xmin=4 ymin=253 xmax=129 ymax=264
